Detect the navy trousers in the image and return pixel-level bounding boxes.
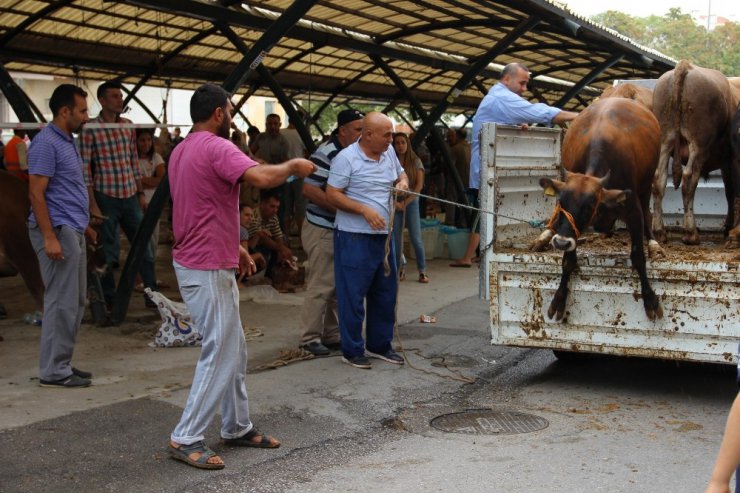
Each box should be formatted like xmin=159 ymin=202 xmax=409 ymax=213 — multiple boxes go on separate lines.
xmin=334 ymin=230 xmax=398 ymax=358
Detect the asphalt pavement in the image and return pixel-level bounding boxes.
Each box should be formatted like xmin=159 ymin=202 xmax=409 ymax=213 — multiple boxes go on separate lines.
xmin=0 ymin=258 xmax=736 ymax=493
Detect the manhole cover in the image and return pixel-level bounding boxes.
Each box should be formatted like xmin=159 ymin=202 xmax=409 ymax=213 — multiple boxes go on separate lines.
xmin=430 ymin=409 xmax=549 ymax=435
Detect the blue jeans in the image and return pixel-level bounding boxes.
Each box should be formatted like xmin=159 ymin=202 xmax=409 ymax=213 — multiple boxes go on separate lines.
xmin=334 ymin=230 xmax=397 ymax=358
xmin=95 ymin=191 xmax=156 ymax=303
xmin=392 ymin=198 xmax=425 ymax=273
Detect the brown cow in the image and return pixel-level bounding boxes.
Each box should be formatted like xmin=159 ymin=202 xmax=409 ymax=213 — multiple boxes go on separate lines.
xmin=652 ymin=60 xmax=737 ymax=245
xmin=729 ymin=105 xmax=740 ymax=247
xmin=601 ymin=82 xmax=653 ymax=111
xmin=0 ymin=170 xmax=44 ymax=310
xmin=0 ymin=170 xmax=107 ymax=320
xmin=531 ymin=98 xmax=663 ymax=321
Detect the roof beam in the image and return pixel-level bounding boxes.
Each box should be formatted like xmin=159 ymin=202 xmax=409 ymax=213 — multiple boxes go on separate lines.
xmin=555 ymin=54 xmax=623 ymax=107
xmin=120 ymin=85 xmax=159 ymax=123
xmin=370 ymin=54 xmax=470 ymax=221
xmin=121 ymin=0 xmax=518 ymax=87
xmin=0 ymin=62 xmax=38 ymax=123
xmin=413 ymin=15 xmax=541 ymax=146
xmin=122 ymin=26 xmax=219 ymax=108
xmin=218 ymin=0 xmax=319 ymax=93
xmin=310 ymin=66 xmax=376 ymax=124
xmin=219 ymin=23 xmax=316 ymax=153
xmin=375 ymin=19 xmax=514 ymax=44
xmin=0 ymin=0 xmax=75 ymax=49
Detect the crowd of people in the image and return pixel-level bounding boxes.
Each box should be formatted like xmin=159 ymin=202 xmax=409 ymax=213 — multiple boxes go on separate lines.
xmin=15 ymin=64 xmax=740 ymax=482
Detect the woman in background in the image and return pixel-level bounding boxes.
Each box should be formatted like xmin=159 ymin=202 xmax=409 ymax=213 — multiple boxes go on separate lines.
xmin=391 ymin=132 xmax=428 ymax=283
xmin=136 ymin=128 xmax=167 ymax=289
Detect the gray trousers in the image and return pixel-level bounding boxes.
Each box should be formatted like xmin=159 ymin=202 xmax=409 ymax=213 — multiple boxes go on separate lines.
xmin=171 ymin=261 xmax=253 ymax=445
xmin=28 ymin=224 xmax=86 ymax=381
xmin=299 ymin=221 xmax=339 ymax=345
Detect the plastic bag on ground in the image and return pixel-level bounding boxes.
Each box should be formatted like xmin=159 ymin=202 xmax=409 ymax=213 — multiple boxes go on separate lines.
xmin=145 ymin=288 xmax=203 ymax=347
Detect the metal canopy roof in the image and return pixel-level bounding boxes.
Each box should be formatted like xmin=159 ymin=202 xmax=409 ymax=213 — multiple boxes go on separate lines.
xmin=0 ymin=0 xmax=675 ymax=118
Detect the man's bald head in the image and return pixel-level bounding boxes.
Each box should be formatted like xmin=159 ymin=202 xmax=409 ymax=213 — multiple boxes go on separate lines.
xmin=360 ymin=112 xmax=394 ymax=158
xmin=501 ymin=63 xmax=530 ymax=96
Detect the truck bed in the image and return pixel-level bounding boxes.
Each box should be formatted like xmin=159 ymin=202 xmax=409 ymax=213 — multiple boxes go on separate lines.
xmin=480 ymin=124 xmax=739 ymax=364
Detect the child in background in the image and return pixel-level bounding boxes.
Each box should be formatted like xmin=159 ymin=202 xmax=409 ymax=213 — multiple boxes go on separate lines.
xmin=239 ymin=203 xmax=265 ymax=279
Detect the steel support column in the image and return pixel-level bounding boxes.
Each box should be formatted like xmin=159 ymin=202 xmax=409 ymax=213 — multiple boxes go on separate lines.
xmin=120 ymin=85 xmax=159 ymax=123
xmin=110 ymin=174 xmax=170 ymax=325
xmin=21 ymin=90 xmax=47 ymax=123
xmin=370 ymin=54 xmax=471 ymax=225
xmin=0 ymin=63 xmax=38 ymax=123
xmin=218 ymin=0 xmax=319 ymax=94
xmin=555 ymin=54 xmax=624 ymax=107
xmin=413 ymin=16 xmax=540 ymax=145
xmin=219 ymin=24 xmax=316 ymax=153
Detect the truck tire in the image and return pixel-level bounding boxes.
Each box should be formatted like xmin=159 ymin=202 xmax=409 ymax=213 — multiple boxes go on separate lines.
xmin=552 ymin=349 xmax=588 ymax=361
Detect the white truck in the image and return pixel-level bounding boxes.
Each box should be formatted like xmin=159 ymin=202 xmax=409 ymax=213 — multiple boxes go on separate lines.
xmin=479 ymin=124 xmax=739 ymax=364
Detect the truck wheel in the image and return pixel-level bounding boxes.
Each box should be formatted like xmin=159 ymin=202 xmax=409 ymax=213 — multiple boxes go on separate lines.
xmin=552 ymin=349 xmax=587 ymax=361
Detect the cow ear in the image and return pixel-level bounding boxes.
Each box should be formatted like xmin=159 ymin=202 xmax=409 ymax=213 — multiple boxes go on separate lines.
xmin=601 ymin=188 xmax=630 ymax=207
xmin=540 ymin=177 xmax=564 ymax=197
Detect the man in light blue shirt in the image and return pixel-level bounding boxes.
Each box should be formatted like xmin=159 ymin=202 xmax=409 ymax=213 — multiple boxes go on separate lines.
xmin=327 ymin=112 xmax=409 ymax=369
xmin=450 ymin=63 xmax=578 ymax=267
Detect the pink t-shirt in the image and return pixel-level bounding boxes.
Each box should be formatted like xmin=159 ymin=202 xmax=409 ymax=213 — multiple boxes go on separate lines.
xmin=169 ymin=131 xmax=257 ymax=270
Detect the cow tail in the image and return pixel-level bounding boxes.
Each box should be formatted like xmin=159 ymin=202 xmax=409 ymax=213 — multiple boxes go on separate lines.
xmin=671 ymin=60 xmax=691 ymax=189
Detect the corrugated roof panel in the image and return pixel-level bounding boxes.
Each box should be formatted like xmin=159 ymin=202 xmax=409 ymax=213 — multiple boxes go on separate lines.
xmin=0 ymin=0 xmax=677 ymax=117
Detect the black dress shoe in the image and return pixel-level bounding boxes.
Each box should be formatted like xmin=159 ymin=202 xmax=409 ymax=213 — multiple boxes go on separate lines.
xmin=72 ymin=367 xmax=93 ymax=379
xmin=39 ymin=374 xmax=91 ymax=388
xmin=300 ymin=341 xmax=330 ymax=356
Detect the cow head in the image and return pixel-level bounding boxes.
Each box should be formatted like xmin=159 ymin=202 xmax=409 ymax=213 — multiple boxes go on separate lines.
xmin=539 ymin=171 xmax=628 ymax=252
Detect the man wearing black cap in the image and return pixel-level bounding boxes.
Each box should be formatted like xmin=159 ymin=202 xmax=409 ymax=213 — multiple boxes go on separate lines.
xmin=298 ymin=108 xmax=364 ymax=356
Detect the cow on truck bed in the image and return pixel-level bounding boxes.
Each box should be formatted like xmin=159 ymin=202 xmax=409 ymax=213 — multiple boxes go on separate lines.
xmin=729 ymin=106 xmax=740 ymax=248
xmin=652 ymin=60 xmax=739 ymax=246
xmin=531 ymin=97 xmax=663 ymax=321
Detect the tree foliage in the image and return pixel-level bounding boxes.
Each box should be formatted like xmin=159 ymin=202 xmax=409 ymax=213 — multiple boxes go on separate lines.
xmin=591 ymin=8 xmax=738 ymax=76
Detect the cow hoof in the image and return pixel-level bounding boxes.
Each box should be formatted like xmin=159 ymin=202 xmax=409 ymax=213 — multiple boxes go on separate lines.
xmin=647 ymin=240 xmax=665 ymax=259
xmin=681 ymin=234 xmax=700 ymax=245
xmin=547 ymin=303 xmax=564 ymax=321
xmin=645 ymin=303 xmax=664 ymax=321
xmin=726 ymin=227 xmax=740 ymax=249
xmin=531 ymin=230 xmax=554 ymax=252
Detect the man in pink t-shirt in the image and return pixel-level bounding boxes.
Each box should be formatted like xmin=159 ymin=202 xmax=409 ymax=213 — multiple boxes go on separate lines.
xmin=167 ymin=84 xmax=314 ymax=471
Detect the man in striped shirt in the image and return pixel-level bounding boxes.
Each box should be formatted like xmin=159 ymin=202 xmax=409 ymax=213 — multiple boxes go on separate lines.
xmin=80 ymin=80 xmax=157 ymax=308
xmin=298 ymin=108 xmax=363 ymax=356
xmin=247 ymin=188 xmax=293 ymax=276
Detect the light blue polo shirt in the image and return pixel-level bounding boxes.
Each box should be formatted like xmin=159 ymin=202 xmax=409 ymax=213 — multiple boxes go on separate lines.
xmin=27 ymin=123 xmax=89 ymax=233
xmin=469 ymin=83 xmax=561 ymax=189
xmin=328 ymin=140 xmax=404 ymax=234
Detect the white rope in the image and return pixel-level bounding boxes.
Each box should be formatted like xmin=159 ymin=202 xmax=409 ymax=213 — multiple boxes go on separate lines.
xmin=313 ymin=165 xmax=486 ymax=212
xmin=0 ymin=122 xmax=191 ymax=130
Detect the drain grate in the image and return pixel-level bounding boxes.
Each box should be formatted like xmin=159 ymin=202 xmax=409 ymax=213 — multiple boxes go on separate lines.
xmin=430 ymin=409 xmax=549 ymax=435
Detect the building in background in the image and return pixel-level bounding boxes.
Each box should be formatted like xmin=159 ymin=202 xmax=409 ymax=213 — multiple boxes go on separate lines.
xmin=0 ymin=73 xmax=288 ymax=141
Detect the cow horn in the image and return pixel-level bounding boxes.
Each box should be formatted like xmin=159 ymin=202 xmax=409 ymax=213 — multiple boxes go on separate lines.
xmin=598 ymin=171 xmax=611 ymax=186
